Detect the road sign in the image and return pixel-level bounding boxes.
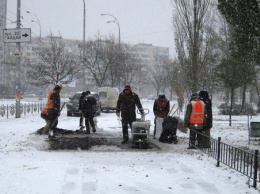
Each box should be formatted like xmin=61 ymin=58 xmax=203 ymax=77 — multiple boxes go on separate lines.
xmin=3 ymin=28 xmax=31 ymax=43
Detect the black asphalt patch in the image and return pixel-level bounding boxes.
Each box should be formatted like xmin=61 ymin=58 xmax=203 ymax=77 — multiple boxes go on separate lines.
xmin=48 ymin=133 xmax=160 ymax=151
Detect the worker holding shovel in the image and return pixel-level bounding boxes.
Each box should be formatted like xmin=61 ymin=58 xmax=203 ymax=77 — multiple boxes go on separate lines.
xmin=40 ymin=84 xmax=62 ymax=139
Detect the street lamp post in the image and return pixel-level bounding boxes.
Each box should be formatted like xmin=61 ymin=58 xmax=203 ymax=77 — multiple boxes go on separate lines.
xmin=82 ymin=0 xmax=86 ymax=90
xmin=101 ymin=14 xmax=121 ymax=48
xmin=26 ymin=11 xmax=41 ymax=40
xmin=101 ymin=14 xmax=122 ymax=89
xmin=15 ymin=0 xmax=21 ymax=118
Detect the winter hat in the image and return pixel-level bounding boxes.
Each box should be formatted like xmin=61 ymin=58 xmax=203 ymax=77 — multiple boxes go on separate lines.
xmin=198 ymin=90 xmax=209 ymax=99
xmin=190 ymin=93 xmax=198 ymax=101
xmin=159 ymin=94 xmax=165 ymax=99
xmin=54 ymin=83 xmax=62 ymax=90
xmin=124 ymin=84 xmax=131 ymax=91
xmin=86 ymin=91 xmax=91 ymax=95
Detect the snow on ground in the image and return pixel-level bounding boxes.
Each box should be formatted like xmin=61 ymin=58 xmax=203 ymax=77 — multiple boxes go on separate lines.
xmin=0 ymin=98 xmax=260 ymax=194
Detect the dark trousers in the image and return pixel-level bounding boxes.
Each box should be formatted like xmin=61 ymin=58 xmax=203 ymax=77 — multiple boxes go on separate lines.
xmin=189 ymin=128 xmax=211 ymax=148
xmin=200 ymin=128 xmax=211 ymax=148
xmin=153 ymin=117 xmax=157 ymax=137
xmin=189 ymin=128 xmax=203 ymax=148
xmin=79 ymin=112 xmax=84 ymax=127
xmin=84 ymin=115 xmax=96 ymax=132
xmin=121 ymin=118 xmax=135 ymax=141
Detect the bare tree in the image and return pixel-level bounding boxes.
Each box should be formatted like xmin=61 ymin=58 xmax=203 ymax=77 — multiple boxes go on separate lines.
xmin=27 ymin=35 xmax=80 ymax=87
xmin=83 ymin=34 xmax=141 ymax=89
xmin=120 ymin=44 xmax=143 ymax=87
xmin=172 ymin=0 xmax=215 ymax=94
xmin=148 ymin=56 xmax=173 ymax=96
xmin=83 ymin=34 xmax=117 ymax=87
xmin=170 ymin=60 xmax=185 ymax=110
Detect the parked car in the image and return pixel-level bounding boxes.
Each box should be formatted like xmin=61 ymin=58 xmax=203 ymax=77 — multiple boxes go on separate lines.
xmin=66 ymin=91 xmax=101 ymax=117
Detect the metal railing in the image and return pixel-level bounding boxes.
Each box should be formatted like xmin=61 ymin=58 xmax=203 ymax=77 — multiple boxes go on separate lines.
xmin=0 ymin=102 xmax=46 ymax=118
xmin=189 ymin=129 xmax=260 ymax=188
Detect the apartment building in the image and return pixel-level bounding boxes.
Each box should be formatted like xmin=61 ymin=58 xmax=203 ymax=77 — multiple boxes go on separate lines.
xmin=127 ymin=43 xmax=169 ymax=67
xmin=1 ymin=34 xmax=170 ymax=97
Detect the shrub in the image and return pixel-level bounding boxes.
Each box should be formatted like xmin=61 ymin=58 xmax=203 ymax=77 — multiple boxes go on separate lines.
xmin=218 ymin=103 xmax=257 ymax=115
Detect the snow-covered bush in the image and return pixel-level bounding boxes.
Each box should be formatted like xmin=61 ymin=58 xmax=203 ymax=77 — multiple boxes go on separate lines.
xmin=218 ymin=103 xmax=257 ymax=115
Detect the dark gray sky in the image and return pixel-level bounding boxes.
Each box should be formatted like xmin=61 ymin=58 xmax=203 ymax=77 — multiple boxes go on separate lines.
xmin=7 ymin=0 xmax=175 ymax=56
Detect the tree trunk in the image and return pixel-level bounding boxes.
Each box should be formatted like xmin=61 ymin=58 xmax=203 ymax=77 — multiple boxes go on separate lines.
xmin=229 ymin=87 xmax=235 ymax=126
xmin=254 ymin=74 xmax=260 ymax=105
xmin=241 ymin=85 xmax=247 ymax=111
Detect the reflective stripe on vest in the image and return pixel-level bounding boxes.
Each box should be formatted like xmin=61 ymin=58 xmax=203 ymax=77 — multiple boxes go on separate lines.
xmin=189 ymin=100 xmax=205 ymax=124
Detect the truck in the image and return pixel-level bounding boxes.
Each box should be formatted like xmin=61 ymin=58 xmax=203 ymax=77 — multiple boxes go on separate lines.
xmin=98 ymin=87 xmax=119 ymax=112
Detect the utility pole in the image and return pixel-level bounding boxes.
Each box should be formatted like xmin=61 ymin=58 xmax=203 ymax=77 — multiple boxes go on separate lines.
xmin=82 ymin=0 xmax=86 ymax=91
xmin=15 ymin=0 xmax=21 ymax=118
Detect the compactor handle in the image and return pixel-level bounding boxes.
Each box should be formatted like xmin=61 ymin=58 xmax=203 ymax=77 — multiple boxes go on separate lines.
xmin=137 ymin=108 xmax=149 ymax=115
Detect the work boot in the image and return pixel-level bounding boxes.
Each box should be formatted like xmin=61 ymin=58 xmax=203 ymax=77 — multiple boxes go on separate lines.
xmin=85 ymin=129 xmax=90 ymax=134
xmin=121 ymin=139 xmax=128 ymax=144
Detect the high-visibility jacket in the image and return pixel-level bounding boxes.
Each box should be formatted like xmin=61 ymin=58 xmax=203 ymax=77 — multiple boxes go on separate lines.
xmin=189 ymin=100 xmax=205 ymax=124
xmin=41 ymin=90 xmax=58 ymax=116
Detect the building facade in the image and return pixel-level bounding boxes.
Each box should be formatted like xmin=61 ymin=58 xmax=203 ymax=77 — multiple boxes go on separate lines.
xmin=1 ymin=34 xmax=170 ymax=98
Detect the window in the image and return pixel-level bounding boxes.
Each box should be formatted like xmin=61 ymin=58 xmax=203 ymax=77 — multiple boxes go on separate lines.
xmin=99 ymin=92 xmax=107 ymax=99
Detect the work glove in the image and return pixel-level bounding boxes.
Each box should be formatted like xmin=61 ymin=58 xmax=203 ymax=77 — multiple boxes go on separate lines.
xmin=116 ymin=112 xmax=120 ymax=117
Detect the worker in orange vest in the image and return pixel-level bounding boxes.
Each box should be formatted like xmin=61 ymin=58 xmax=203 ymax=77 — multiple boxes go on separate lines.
xmin=40 ymin=84 xmax=62 ymax=138
xmin=184 ymin=93 xmax=206 ymax=149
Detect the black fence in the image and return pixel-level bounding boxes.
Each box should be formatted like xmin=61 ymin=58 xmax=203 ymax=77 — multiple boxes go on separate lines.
xmin=189 ymin=129 xmax=260 ymax=188
xmin=0 ymin=102 xmax=46 ymax=118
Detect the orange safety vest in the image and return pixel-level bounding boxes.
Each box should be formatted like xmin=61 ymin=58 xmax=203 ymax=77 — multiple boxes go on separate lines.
xmin=189 ymin=100 xmax=205 ymax=124
xmin=41 ymin=90 xmax=57 ymax=115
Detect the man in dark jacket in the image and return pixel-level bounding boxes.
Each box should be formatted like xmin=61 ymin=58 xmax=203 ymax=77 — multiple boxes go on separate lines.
xmin=116 ymin=84 xmax=144 ymax=144
xmin=82 ymin=91 xmax=97 ymax=134
xmin=153 ymin=94 xmax=170 ymax=139
xmin=78 ymin=91 xmax=87 ymax=130
xmin=41 ymin=84 xmax=62 ymax=138
xmin=198 ymin=90 xmax=212 ymax=148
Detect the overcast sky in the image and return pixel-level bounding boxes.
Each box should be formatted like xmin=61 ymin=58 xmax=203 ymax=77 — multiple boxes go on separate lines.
xmin=6 ymin=0 xmax=176 ymax=56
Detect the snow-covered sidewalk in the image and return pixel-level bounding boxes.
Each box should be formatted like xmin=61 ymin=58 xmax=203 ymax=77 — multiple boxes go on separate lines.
xmin=0 ymin=100 xmax=259 ymax=193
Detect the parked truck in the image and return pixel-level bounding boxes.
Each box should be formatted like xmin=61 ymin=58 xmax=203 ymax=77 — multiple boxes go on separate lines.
xmin=98 ymin=87 xmax=119 ymax=112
